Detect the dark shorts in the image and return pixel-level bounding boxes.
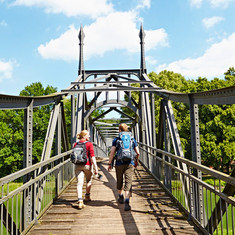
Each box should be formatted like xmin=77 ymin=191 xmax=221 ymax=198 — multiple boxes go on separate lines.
xmin=115 ymin=164 xmax=134 ymax=191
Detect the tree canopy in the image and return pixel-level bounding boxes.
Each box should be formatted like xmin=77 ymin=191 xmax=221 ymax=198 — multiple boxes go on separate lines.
xmin=147 ymin=69 xmax=235 ymax=172
xmin=0 ymin=82 xmax=57 ymax=177
xmin=0 ymin=70 xmax=234 ymax=177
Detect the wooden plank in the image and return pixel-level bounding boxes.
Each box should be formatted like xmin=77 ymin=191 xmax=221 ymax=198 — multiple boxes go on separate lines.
xmin=28 ymin=160 xmax=203 ymax=235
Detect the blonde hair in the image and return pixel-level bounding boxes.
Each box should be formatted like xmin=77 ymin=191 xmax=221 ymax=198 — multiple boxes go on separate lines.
xmin=119 ymin=123 xmax=129 ymax=132
xmin=77 ymin=130 xmax=89 ymax=140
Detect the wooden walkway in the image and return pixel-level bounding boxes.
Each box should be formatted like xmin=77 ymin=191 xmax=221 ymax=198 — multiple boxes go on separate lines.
xmin=28 ymin=159 xmax=203 ymax=235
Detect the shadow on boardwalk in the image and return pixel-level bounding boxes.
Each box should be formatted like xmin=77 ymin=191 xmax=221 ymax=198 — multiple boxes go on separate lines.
xmin=28 ymin=159 xmax=204 ymax=235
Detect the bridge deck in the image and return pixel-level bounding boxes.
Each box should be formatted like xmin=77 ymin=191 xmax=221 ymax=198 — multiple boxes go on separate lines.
xmin=28 ymin=159 xmax=203 ymax=235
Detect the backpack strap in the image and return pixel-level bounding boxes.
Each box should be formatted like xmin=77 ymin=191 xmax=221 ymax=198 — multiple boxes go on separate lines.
xmin=83 ymin=141 xmax=92 ymax=167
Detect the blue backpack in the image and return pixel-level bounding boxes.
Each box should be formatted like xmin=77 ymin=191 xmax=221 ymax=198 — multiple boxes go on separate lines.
xmin=116 ymin=132 xmax=134 ymax=162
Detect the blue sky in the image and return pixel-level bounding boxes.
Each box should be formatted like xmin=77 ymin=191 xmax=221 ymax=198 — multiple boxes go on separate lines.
xmin=0 ymin=0 xmax=235 ymax=96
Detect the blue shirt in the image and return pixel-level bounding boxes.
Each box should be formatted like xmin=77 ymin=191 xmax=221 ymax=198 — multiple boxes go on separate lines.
xmin=112 ymin=135 xmax=138 ymax=166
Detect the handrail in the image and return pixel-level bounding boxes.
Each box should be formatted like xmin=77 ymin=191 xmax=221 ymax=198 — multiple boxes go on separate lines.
xmin=0 ymin=158 xmax=70 ymax=204
xmin=0 ymin=151 xmax=74 ymax=234
xmin=138 ymin=142 xmax=235 ymax=186
xmin=0 ymin=150 xmax=72 ymax=186
xmin=138 ymin=142 xmax=235 ymax=234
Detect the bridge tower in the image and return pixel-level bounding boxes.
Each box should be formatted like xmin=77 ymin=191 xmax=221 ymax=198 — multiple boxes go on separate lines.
xmin=63 ymin=25 xmax=157 ymax=160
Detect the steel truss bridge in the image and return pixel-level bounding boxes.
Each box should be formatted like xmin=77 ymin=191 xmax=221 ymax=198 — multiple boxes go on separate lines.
xmin=0 ymin=26 xmax=235 ymax=235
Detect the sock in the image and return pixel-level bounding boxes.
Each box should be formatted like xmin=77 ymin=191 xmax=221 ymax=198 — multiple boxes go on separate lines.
xmin=78 ymin=198 xmax=83 ymax=201
xmin=125 ymin=198 xmax=129 ymax=203
xmin=119 ymin=194 xmax=124 ymax=198
xmin=85 ymin=193 xmax=90 ymax=196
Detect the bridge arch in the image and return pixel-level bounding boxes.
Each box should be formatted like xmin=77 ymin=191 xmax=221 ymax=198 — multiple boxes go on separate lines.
xmin=84 ymin=99 xmax=139 ymax=123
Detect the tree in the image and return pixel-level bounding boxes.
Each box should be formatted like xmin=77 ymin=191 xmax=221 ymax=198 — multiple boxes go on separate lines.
xmin=0 ymin=82 xmax=57 ymax=177
xmin=125 ymin=70 xmax=234 ymax=172
xmin=20 ymin=82 xmax=58 ymax=163
xmin=148 ymin=71 xmax=192 ymax=157
xmin=0 ymin=109 xmax=24 ymax=176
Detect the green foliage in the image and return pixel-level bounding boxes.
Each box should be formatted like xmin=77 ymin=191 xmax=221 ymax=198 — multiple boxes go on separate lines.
xmin=203 ymin=178 xmax=227 ymax=188
xmin=0 ymin=109 xmax=24 ymax=176
xmin=0 ymin=82 xmax=57 ymax=177
xmin=20 ymin=82 xmax=58 ymax=163
xmin=19 ymin=82 xmax=57 ymax=96
xmin=140 ymin=69 xmax=235 ymax=171
xmin=148 ymin=71 xmax=192 ymax=156
xmin=0 ymin=70 xmax=234 ymax=176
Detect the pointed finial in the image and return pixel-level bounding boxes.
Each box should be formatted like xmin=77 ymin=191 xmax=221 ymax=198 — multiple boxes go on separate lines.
xmin=78 ymin=25 xmax=85 ymax=75
xmin=139 ymin=24 xmax=146 ymax=74
xmin=78 ymin=25 xmax=85 ymax=43
xmin=139 ymin=23 xmax=146 ymax=41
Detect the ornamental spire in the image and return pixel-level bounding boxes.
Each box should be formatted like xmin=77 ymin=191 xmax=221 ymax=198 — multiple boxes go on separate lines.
xmin=78 ymin=25 xmax=85 ymax=75
xmin=139 ymin=24 xmax=146 ymax=74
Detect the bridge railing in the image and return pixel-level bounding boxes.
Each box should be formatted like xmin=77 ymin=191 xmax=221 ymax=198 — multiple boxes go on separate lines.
xmin=138 ymin=142 xmax=235 ymax=235
xmin=93 ymin=143 xmax=108 ymax=159
xmin=0 ymin=150 xmax=74 ymax=235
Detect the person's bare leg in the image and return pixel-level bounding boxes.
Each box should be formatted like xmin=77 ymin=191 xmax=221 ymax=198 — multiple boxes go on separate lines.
xmin=124 ymin=190 xmax=130 ymax=199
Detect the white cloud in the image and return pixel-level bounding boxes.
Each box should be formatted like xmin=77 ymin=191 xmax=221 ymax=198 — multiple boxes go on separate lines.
xmin=156 ymin=33 xmax=235 ymax=79
xmin=202 ymin=16 xmax=224 ymax=29
xmin=136 ymin=0 xmax=151 ymax=9
xmin=146 ymin=56 xmax=158 ymax=66
xmin=38 ymin=11 xmax=168 ymax=61
xmin=10 ymin=0 xmax=114 ymax=18
xmin=0 ymin=20 xmax=8 ymax=27
xmin=190 ymin=0 xmax=234 ymax=8
xmin=0 ymin=59 xmax=15 ymax=81
xmin=190 ymin=0 xmax=203 ymax=8
xmin=209 ymin=0 xmax=234 ymax=8
xmin=38 ymin=25 xmax=78 ymax=61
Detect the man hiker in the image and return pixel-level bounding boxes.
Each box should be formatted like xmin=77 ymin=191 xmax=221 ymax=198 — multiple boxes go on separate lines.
xmin=108 ymin=123 xmax=140 ymax=211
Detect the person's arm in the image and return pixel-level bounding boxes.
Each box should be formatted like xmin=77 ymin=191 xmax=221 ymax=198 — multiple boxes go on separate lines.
xmin=88 ymin=143 xmax=98 ymax=175
xmin=108 ymin=146 xmax=116 ymax=171
xmin=134 ymin=146 xmax=140 ymax=168
xmin=91 ymin=156 xmax=98 ymax=175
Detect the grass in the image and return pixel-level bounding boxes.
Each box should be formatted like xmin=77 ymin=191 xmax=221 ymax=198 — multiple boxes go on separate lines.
xmin=0 ymin=176 xmax=57 ymax=234
xmin=171 ymin=179 xmax=234 ymax=235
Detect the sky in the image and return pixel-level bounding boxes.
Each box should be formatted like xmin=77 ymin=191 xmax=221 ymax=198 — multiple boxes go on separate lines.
xmin=1 ymin=0 xmax=235 ymax=96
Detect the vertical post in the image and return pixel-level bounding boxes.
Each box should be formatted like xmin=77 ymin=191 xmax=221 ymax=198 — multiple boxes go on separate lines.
xmin=55 ymin=103 xmax=62 ymax=196
xmin=189 ymin=95 xmax=203 ymax=224
xmin=139 ymin=24 xmax=147 ymax=75
xmin=163 ymin=106 xmax=171 ymax=190
xmin=78 ymin=25 xmax=85 ymax=75
xmin=23 ymin=99 xmax=33 ymax=171
xmin=150 ymin=93 xmax=156 ymax=148
xmin=56 ymin=102 xmax=62 ymax=156
xmin=139 ymin=91 xmax=147 ymax=166
xmin=139 ymin=24 xmax=147 ymax=165
xmin=71 ymin=95 xmax=75 ymax=145
xmin=156 ymin=100 xmax=165 ymax=180
xmin=23 ymin=99 xmax=33 ymax=229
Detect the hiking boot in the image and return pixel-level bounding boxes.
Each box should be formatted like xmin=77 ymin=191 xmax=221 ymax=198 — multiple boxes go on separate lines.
xmin=124 ymin=202 xmax=131 ymax=211
xmin=78 ymin=201 xmax=86 ymax=209
xmin=118 ymin=195 xmax=124 ymax=204
xmin=85 ymin=194 xmax=91 ymax=202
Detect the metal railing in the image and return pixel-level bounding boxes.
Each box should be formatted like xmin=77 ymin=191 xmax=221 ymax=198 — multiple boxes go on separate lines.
xmin=0 ymin=150 xmax=74 ymax=235
xmin=138 ymin=142 xmax=235 ymax=235
xmin=93 ymin=143 xmax=108 ymax=159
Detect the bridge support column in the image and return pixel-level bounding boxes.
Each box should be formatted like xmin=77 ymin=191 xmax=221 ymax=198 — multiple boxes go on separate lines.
xmin=71 ymin=95 xmax=76 ymax=145
xmin=55 ymin=103 xmax=63 ymax=196
xmin=189 ymin=96 xmax=204 ymax=225
xmin=139 ymin=91 xmax=147 ymax=166
xmin=23 ymin=99 xmax=33 ymax=229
